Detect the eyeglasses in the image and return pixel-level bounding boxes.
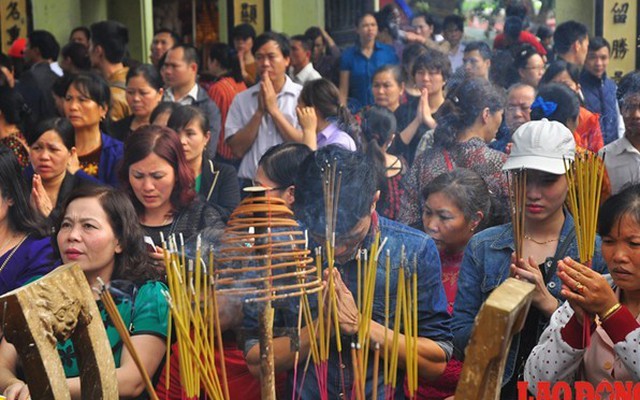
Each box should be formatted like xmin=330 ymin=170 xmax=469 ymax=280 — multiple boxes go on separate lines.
xmin=506 ymin=104 xmax=532 ymax=113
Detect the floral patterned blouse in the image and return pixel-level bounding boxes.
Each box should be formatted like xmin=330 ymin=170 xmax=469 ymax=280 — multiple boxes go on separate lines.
xmin=399 ymin=137 xmax=509 ymax=229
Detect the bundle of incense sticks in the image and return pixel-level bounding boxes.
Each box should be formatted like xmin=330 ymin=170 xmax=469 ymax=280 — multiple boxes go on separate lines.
xmin=322 ymin=159 xmax=343 ymax=356
xmin=293 ymin=160 xmax=345 ymax=400
xmin=563 ymin=151 xmax=606 ymax=346
xmin=161 ymin=234 xmax=229 ymax=400
xmin=564 ymin=152 xmax=605 ymax=264
xmin=351 ymin=233 xmax=387 ymax=400
xmin=507 ymin=169 xmax=527 ymax=260
xmin=383 ymin=249 xmax=419 ymax=400
xmin=95 ymin=278 xmax=159 ymax=400
xmin=296 ymin=247 xmax=330 ymax=400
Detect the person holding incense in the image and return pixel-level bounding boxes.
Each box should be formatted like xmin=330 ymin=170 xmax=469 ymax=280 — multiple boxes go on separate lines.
xmin=451 ymin=119 xmax=609 ymax=399
xmin=529 ymin=84 xmax=612 ymax=201
xmin=0 ymin=185 xmax=168 ymax=399
xmin=243 ymin=145 xmax=453 ymax=399
xmin=523 ymin=183 xmax=640 ymax=394
xmin=416 ymin=168 xmax=500 ymax=399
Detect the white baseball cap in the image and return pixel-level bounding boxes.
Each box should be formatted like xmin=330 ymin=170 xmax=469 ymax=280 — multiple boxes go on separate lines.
xmin=502 ymin=119 xmax=576 ymax=175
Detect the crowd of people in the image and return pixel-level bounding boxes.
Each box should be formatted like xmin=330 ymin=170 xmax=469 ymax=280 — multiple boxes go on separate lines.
xmin=0 ymin=2 xmax=638 ymax=399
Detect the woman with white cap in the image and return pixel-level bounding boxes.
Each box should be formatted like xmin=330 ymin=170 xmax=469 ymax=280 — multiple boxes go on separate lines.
xmin=451 ymin=119 xmax=609 ymax=398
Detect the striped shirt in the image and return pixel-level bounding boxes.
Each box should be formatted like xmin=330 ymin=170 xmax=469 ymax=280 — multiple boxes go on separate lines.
xmin=207 ymin=77 xmax=248 ymax=160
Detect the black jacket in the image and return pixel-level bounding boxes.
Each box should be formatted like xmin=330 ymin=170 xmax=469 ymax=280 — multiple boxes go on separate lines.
xmin=199 ymin=158 xmax=240 ymax=221
xmin=16 ymin=62 xmax=59 ymax=122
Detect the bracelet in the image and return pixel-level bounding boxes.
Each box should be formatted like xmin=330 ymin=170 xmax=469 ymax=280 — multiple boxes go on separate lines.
xmin=599 ymin=303 xmax=622 ymax=322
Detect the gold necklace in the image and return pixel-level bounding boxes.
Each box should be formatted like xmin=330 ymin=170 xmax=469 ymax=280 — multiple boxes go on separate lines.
xmin=524 ymin=235 xmax=558 ymax=245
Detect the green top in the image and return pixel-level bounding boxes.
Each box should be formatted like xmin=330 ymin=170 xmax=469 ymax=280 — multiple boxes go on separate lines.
xmin=57 ymin=280 xmax=169 ymax=377
xmin=195 ymin=174 xmax=202 ymax=193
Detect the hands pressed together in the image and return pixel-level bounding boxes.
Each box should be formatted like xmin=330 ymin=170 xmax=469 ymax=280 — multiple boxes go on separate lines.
xmin=30 ymin=174 xmax=54 ymax=217
xmin=417 ymin=88 xmax=436 ymax=128
xmin=323 ymin=268 xmax=359 ymax=336
xmin=258 ymin=72 xmax=278 ymax=116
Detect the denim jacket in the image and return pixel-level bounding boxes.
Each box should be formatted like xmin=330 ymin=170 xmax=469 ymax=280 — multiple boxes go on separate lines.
xmin=451 ymin=211 xmax=608 ymax=385
xmin=242 ymin=214 xmax=452 ymax=399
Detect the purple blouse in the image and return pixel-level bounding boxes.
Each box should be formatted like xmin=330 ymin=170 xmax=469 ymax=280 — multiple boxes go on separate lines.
xmin=317 ymin=123 xmax=356 ymax=151
xmin=0 ymin=235 xmax=59 ymax=295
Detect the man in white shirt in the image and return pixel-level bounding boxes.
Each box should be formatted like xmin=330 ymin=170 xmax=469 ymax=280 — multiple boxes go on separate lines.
xmin=162 ymin=44 xmax=221 ymax=155
xmin=602 ymin=75 xmax=640 ymax=194
xmin=443 ymin=15 xmax=466 ymax=72
xmin=226 ymin=32 xmax=304 ymax=182
xmin=289 ymin=34 xmax=322 ymax=85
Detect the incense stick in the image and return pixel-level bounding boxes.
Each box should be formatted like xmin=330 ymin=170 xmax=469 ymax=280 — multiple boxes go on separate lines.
xmin=96 ymin=278 xmax=160 ymax=400
xmin=507 ymin=169 xmax=527 ymax=260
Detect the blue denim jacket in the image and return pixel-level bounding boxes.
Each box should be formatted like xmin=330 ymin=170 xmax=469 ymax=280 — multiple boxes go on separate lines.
xmin=451 ymin=211 xmax=608 ymax=384
xmin=242 ymin=215 xmax=452 ymax=399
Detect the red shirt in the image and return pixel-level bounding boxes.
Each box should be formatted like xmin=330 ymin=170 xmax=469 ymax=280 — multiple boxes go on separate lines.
xmin=493 ymin=31 xmax=547 ymax=55
xmin=155 ymin=338 xmax=263 ymax=400
xmin=207 ymin=77 xmax=247 ymax=160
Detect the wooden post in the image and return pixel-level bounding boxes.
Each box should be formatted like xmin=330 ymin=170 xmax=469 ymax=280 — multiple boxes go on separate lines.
xmin=0 ymin=263 xmax=118 ymax=399
xmin=247 ymin=186 xmax=276 ymax=400
xmin=454 ymin=278 xmax=535 ymax=400
xmin=259 ymin=300 xmax=276 ymax=399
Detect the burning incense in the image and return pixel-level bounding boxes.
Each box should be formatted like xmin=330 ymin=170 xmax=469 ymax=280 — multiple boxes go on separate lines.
xmin=507 ymin=169 xmax=527 ymax=260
